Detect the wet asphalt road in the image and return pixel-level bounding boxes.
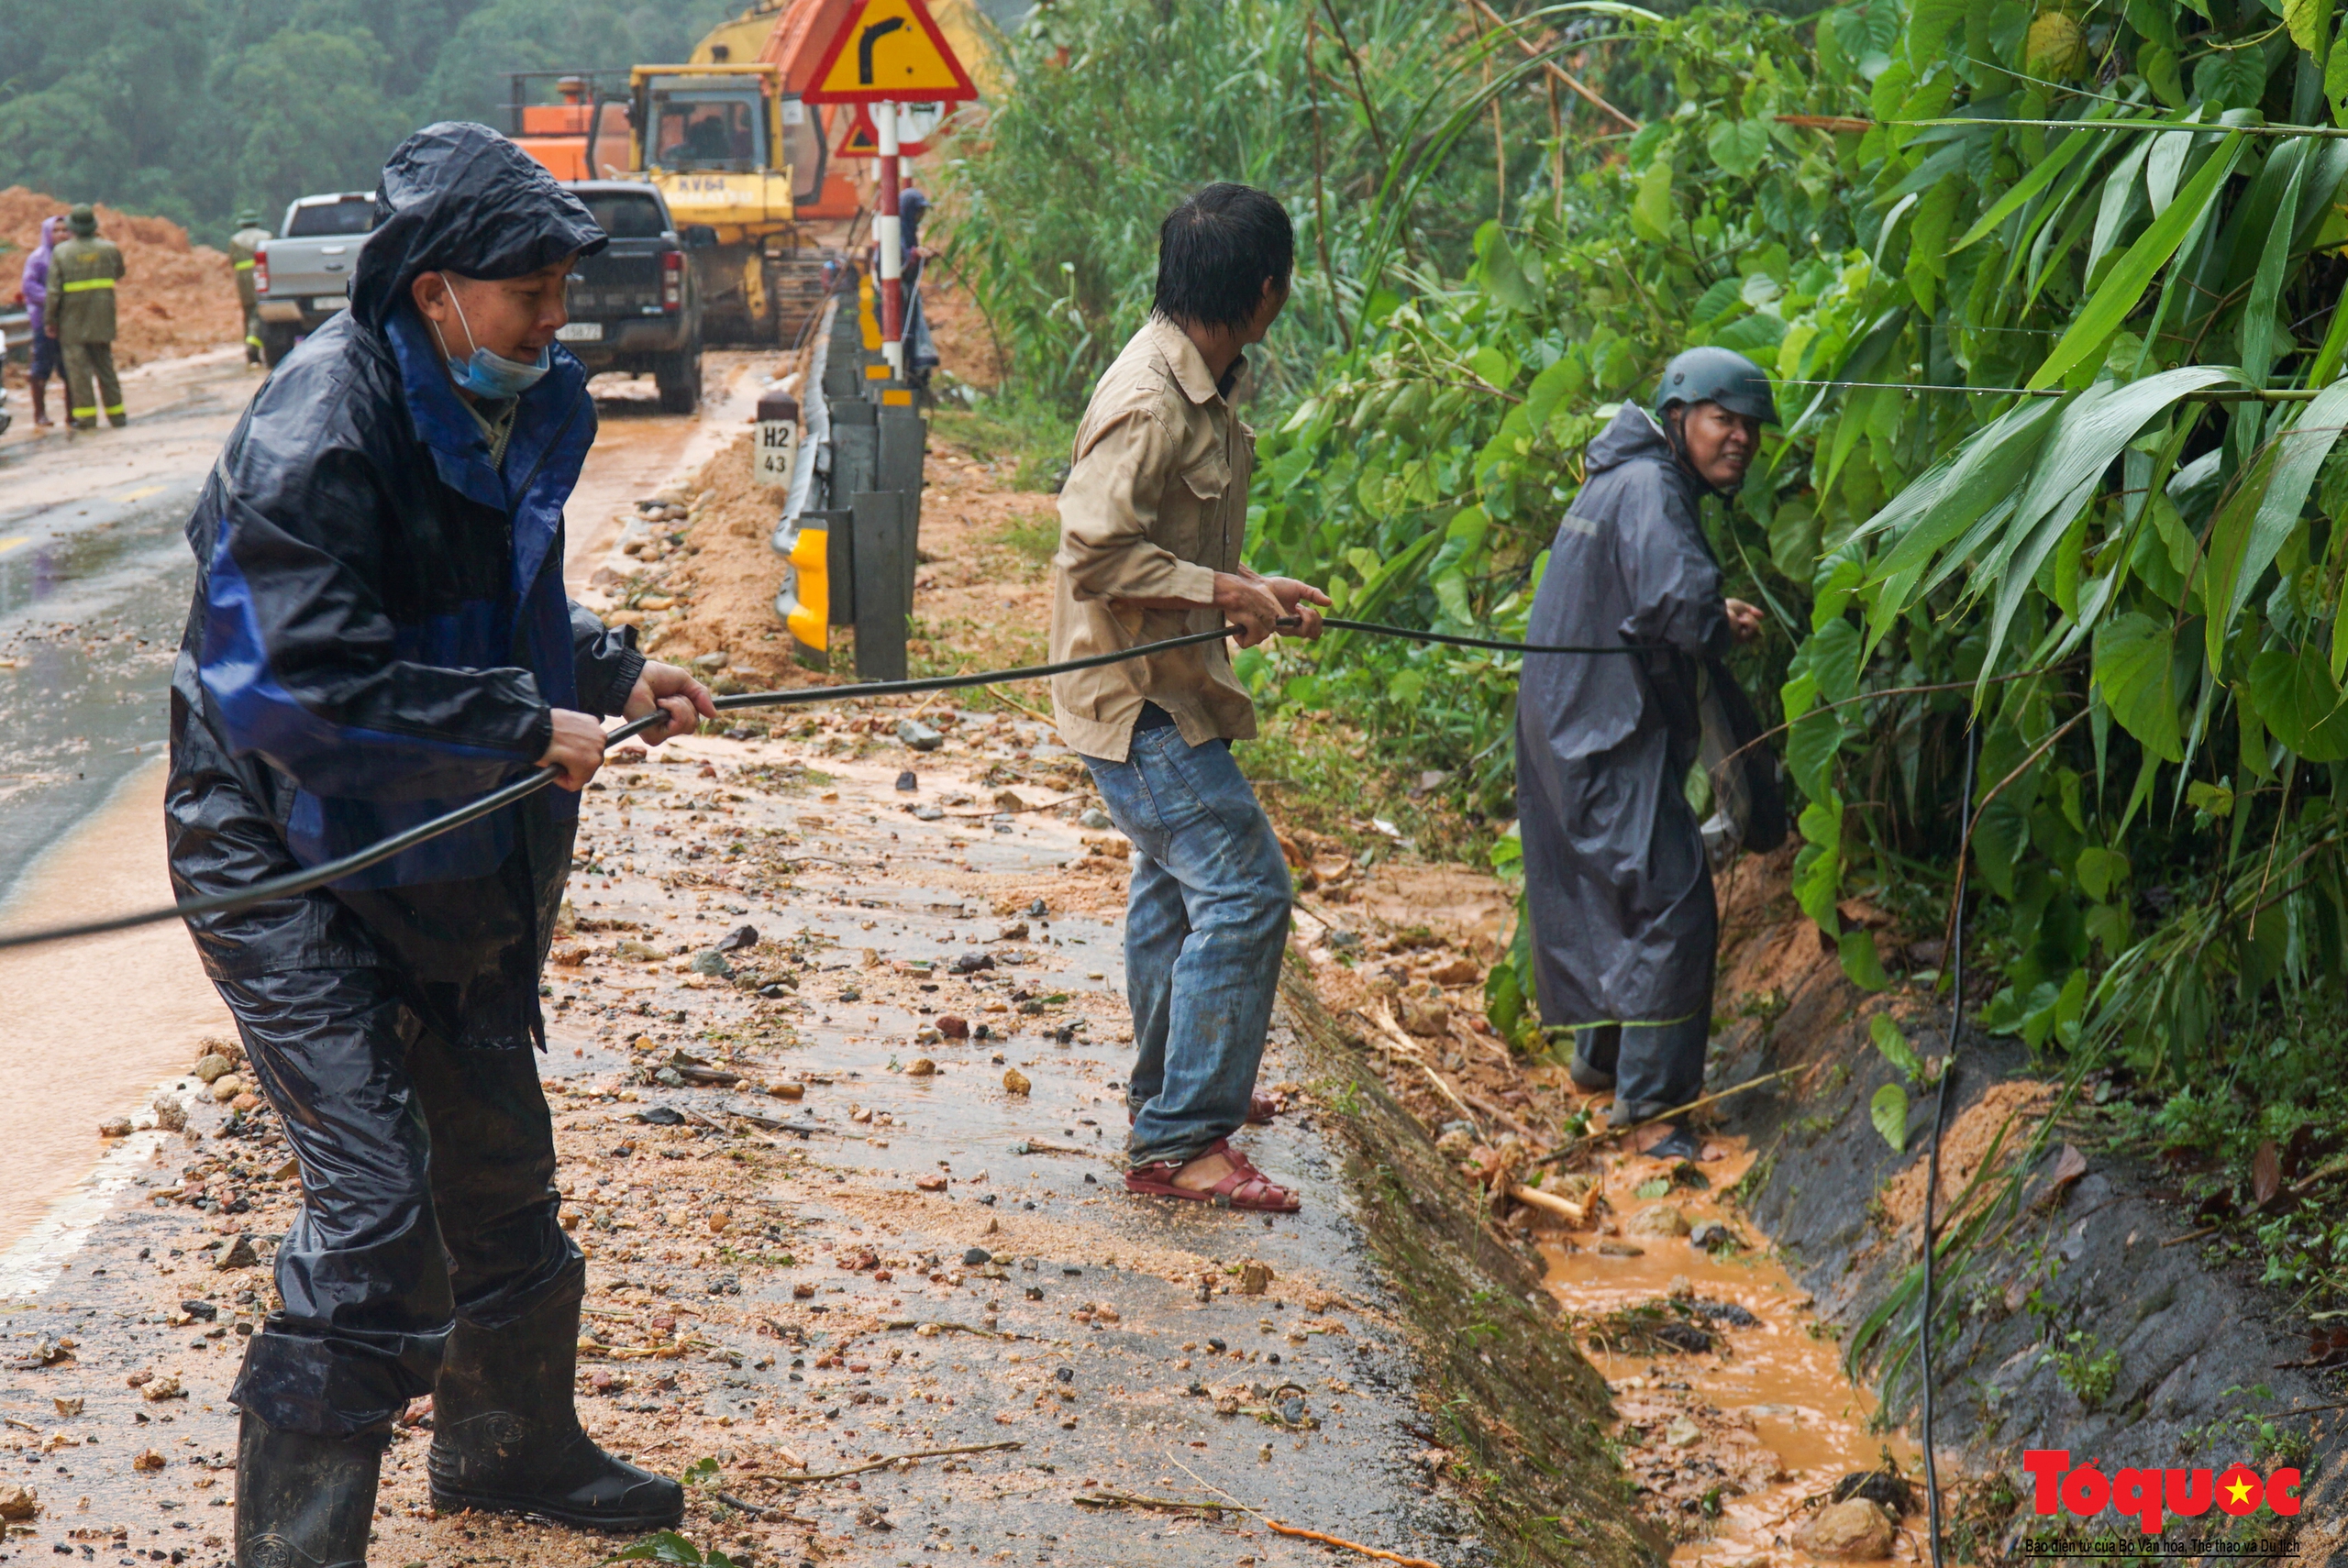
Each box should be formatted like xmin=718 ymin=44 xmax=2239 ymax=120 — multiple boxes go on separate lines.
xmin=0 ymin=352 xmax=255 ymax=900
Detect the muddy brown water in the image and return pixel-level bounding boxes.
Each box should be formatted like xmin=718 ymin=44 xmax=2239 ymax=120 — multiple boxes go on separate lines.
xmin=1539 ymin=1137 xmax=1924 ymax=1567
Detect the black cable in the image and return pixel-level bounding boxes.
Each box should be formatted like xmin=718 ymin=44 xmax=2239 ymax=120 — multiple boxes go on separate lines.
xmin=1319 ymin=615 xmax=1651 ymax=655
xmin=1918 ymin=723 xmax=1972 ymax=1568
xmin=0 ymin=616 xmax=1656 ymax=955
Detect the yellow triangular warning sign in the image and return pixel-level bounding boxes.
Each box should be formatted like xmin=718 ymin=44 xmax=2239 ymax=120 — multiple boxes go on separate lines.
xmin=836 ymin=108 xmax=881 ymax=156
xmin=803 ymin=0 xmax=978 ymax=105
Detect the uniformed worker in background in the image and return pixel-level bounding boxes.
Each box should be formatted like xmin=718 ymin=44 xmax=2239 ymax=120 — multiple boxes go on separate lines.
xmin=1514 ymin=347 xmax=1775 ymax=1163
xmin=45 ymin=204 xmax=127 ymax=430
xmin=229 ymin=209 xmax=272 ymax=367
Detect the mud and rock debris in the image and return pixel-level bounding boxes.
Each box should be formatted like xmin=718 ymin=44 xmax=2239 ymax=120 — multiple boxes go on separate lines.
xmin=0 ymin=188 xmax=243 ymax=370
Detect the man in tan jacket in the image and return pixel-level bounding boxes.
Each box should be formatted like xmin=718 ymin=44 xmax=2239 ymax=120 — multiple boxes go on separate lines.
xmin=1050 ymin=183 xmax=1329 ymax=1214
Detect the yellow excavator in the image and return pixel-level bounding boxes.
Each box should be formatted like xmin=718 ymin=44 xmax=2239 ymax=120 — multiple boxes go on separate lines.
xmin=509 ymin=0 xmax=999 ymax=348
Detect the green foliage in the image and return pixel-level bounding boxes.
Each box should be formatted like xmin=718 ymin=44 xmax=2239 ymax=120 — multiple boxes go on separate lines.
xmin=610 ymin=1532 xmax=737 ymax=1568
xmin=0 ymin=0 xmax=736 ymax=244
xmin=2049 ymin=1329 xmax=2122 ymax=1408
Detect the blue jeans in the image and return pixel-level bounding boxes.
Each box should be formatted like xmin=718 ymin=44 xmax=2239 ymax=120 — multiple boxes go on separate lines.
xmin=1080 ymin=727 xmax=1291 ymax=1169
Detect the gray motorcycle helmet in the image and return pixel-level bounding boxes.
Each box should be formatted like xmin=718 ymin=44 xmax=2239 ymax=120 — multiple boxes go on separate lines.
xmin=1653 ymin=346 xmax=1779 ymax=425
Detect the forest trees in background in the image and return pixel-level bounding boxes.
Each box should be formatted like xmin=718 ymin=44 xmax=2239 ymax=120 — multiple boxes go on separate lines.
xmin=0 ymin=0 xmax=737 ymax=244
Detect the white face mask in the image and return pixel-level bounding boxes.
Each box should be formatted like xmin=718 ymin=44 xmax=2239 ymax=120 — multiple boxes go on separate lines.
xmin=426 ymin=274 xmax=550 ymax=399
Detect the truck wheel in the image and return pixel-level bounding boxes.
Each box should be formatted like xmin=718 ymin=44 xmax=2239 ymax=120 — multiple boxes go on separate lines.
xmin=259 ymin=324 xmax=300 ymax=368
xmin=655 ymin=349 xmax=702 ymax=415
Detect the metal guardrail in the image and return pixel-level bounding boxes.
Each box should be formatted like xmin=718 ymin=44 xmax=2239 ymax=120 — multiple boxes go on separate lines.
xmin=769 ymin=273 xmax=927 ymax=680
xmin=1 ymin=310 xmax=28 ymax=366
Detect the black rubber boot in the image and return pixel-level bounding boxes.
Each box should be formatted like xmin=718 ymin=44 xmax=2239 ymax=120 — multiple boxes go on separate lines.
xmin=233 ymin=1409 xmax=384 ymax=1568
xmin=1567 ymin=1024 xmax=1619 ymax=1092
xmin=1645 ymin=1121 xmax=1703 ymax=1162
xmin=427 ymin=1284 xmax=682 ymax=1530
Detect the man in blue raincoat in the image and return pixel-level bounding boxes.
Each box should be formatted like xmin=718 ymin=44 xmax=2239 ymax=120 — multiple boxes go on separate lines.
xmin=1514 ymin=348 xmax=1772 ymax=1162
xmin=167 ymin=123 xmax=715 ymax=1562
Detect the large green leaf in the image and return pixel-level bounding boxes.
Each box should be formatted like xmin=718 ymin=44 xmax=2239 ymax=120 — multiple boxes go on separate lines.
xmin=2093 ymin=613 xmax=2187 ymax=762
xmin=2206 ymin=380 xmax=2348 ymax=669
xmin=1631 ymin=157 xmax=1676 ymax=242
xmin=1951 ymin=119 xmax=2108 ymax=252
xmin=1973 ymin=370 xmax=2239 ymax=679
xmin=2028 ymin=131 xmax=2247 ymax=391
xmin=1708 ymin=119 xmax=1771 ymax=178
xmin=1871 ymin=1082 xmax=1911 ymax=1153
xmin=2239 ymin=141 xmax=2309 ymax=386
xmin=1856 ymin=398 xmax=2064 ymax=657
xmin=2247 ymin=647 xmax=2348 ymax=761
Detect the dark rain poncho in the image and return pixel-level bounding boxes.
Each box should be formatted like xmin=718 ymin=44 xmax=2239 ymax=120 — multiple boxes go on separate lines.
xmin=1515 ymin=403 xmax=1731 ymax=1032
xmin=165 ymin=122 xmax=630 ymax=1052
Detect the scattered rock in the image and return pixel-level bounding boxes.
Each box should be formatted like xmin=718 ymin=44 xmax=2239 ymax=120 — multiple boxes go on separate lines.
xmin=210 ymin=1074 xmax=245 ymax=1104
xmin=1427 ymin=956 xmax=1481 ymax=987
xmin=615 ymin=939 xmax=662 ymax=962
xmin=906 ymin=1058 xmax=936 ymax=1077
xmin=1027 ymin=899 xmax=1048 ymax=917
xmin=1596 ymin=1240 xmax=1645 ymax=1257
xmin=896 ymin=719 xmax=944 ymax=751
xmin=951 ymin=952 xmax=996 ymax=974
xmin=993 ymin=789 xmax=1027 ymax=812
xmin=1794 ymin=1499 xmax=1897 ymax=1561
xmin=895 ymin=769 xmax=920 ymax=792
xmin=1664 ymin=1415 xmax=1701 ymax=1448
xmin=767 ymin=1081 xmax=805 ymax=1100
xmin=1002 ymin=1068 xmax=1031 ymax=1096
xmin=715 ymin=923 xmax=760 ymax=954
xmin=1239 ymin=1261 xmax=1274 ymax=1296
xmin=1833 ymin=1471 xmax=1917 ymax=1516
xmin=192 ymin=1054 xmax=234 ymax=1085
xmin=1689 ymin=1220 xmax=1744 ymax=1253
xmin=96 ymin=1116 xmax=133 ymax=1139
xmin=150 ymin=1093 xmax=186 ymax=1133
xmin=133 ymin=1449 xmax=165 ymax=1472
xmin=915 ymin=1174 xmax=947 ymax=1191
xmin=0 ymin=1484 xmax=36 ymax=1520
xmin=690 ymin=949 xmax=734 ymax=978
xmin=1400 ymin=998 xmax=1451 ymax=1035
xmin=231 ymin=1092 xmax=261 ymax=1112
xmin=634 ymin=1105 xmax=686 ymax=1125
xmin=50 ymin=1398 xmax=80 ymax=1419
xmin=963 ymin=1247 xmax=991 ymax=1266
xmin=1079 ymin=809 xmax=1112 ymax=830
xmin=912 ymin=804 xmax=946 ymax=821
xmin=217 ymin=1233 xmax=261 ymax=1271
xmin=994 ymin=922 xmax=1030 ymax=942
xmin=141 ymin=1375 xmax=184 ymax=1403
xmin=1627 ymin=1205 xmax=1692 ymax=1239
xmin=936 ymin=1015 xmax=969 ymax=1040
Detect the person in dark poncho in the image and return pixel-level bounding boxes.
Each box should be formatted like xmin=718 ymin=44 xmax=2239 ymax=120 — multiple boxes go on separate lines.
xmin=167 ymin=123 xmax=716 ymax=1561
xmin=1513 ymin=348 xmax=1772 ymax=1162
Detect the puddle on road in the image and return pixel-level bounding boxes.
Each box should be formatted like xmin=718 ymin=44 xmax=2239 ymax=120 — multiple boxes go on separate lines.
xmin=1539 ymin=1135 xmax=1923 ymax=1567
xmin=0 ymin=757 xmax=231 ymax=1257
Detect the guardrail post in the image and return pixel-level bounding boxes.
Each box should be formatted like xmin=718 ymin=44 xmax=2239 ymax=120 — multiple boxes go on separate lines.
xmin=850 ymin=490 xmax=911 ymax=681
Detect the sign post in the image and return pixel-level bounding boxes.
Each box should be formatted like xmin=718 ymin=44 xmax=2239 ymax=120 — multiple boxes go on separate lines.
xmin=802 ymin=0 xmax=977 ymax=380
xmin=874 ymin=101 xmax=903 ymax=374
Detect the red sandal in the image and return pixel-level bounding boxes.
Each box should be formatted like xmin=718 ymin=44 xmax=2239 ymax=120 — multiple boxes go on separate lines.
xmin=1124 ymin=1139 xmax=1301 ymax=1212
xmin=1127 ymin=1092 xmax=1283 ymax=1129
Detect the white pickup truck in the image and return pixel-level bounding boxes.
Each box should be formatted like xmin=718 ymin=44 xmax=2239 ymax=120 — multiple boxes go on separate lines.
xmin=251 ymin=191 xmax=375 ymax=366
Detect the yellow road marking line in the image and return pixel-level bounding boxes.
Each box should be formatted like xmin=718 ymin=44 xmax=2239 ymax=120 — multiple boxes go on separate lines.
xmin=0 ymin=538 xmax=28 ymax=558
xmin=115 ymin=486 xmax=164 ymax=502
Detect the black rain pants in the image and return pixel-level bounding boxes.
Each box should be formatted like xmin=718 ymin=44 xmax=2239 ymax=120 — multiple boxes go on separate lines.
xmin=217 ymin=967 xmax=580 ymax=1439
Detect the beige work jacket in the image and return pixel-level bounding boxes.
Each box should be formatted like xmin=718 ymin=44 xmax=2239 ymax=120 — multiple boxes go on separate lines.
xmin=1047 ymin=316 xmax=1257 ymax=762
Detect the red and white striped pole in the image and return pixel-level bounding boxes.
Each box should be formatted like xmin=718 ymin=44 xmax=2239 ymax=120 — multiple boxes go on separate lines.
xmin=874 ymin=100 xmax=904 ymax=377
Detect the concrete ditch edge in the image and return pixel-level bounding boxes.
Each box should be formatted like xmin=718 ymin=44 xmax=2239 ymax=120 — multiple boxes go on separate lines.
xmin=1274 ymin=960 xmax=1665 ymax=1568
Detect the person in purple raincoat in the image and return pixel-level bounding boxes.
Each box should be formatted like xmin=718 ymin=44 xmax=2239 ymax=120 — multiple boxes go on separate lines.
xmin=19 ymin=216 xmax=61 ymax=427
